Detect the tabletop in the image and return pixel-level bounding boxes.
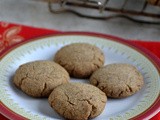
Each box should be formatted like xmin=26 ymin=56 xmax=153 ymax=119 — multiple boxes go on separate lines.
xmin=0 ymin=0 xmax=160 ymax=41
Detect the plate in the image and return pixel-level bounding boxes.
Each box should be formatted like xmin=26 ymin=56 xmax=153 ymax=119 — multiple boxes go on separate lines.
xmin=0 ymin=33 xmax=160 ymax=120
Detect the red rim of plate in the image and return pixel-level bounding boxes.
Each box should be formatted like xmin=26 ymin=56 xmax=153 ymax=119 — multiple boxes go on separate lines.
xmin=0 ymin=32 xmax=159 ymax=120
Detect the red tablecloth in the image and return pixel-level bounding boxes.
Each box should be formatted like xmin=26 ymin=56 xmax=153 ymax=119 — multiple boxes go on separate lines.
xmin=0 ymin=21 xmax=159 ymax=120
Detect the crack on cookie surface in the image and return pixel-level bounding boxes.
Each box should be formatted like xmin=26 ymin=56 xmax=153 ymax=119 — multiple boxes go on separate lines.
xmin=126 ymin=84 xmax=133 ymax=93
xmin=64 ymin=92 xmax=76 ymax=106
xmin=79 ymin=98 xmax=96 ymax=119
xmin=98 ymin=57 xmax=104 ymax=64
xmin=19 ymin=73 xmax=29 ymax=88
xmin=41 ymin=83 xmax=47 ymax=96
xmin=93 ymin=63 xmax=100 ymax=69
xmin=118 ymin=91 xmax=124 ymax=97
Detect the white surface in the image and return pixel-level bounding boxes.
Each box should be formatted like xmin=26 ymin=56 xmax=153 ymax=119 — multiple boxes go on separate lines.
xmin=0 ymin=0 xmax=160 ymax=41
xmin=0 ymin=35 xmax=159 ymax=120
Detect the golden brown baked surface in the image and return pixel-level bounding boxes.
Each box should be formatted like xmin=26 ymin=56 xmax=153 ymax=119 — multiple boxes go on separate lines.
xmin=54 ymin=43 xmax=104 ymax=78
xmin=90 ymin=63 xmax=144 ymax=98
xmin=48 ymin=83 xmax=107 ymax=120
xmin=147 ymin=0 xmax=160 ymax=6
xmin=13 ymin=60 xmax=70 ymax=97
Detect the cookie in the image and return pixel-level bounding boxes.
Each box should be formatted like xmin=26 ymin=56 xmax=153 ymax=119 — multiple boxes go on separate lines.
xmin=90 ymin=63 xmax=144 ymax=98
xmin=147 ymin=0 xmax=160 ymax=6
xmin=147 ymin=0 xmax=157 ymax=5
xmin=13 ymin=60 xmax=70 ymax=97
xmin=54 ymin=43 xmax=104 ymax=78
xmin=48 ymin=83 xmax=107 ymax=120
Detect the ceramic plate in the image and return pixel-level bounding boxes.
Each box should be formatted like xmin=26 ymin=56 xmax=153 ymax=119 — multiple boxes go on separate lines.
xmin=0 ymin=33 xmax=160 ymax=120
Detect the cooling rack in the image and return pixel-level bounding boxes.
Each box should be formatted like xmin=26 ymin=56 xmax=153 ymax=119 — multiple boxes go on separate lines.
xmin=48 ymin=0 xmax=160 ymax=24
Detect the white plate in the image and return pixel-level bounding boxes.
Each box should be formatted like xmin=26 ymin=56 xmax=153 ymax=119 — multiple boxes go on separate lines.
xmin=0 ymin=33 xmax=160 ymax=120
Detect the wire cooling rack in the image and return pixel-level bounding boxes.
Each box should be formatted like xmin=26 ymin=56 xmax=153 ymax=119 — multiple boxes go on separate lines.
xmin=48 ymin=0 xmax=160 ymax=24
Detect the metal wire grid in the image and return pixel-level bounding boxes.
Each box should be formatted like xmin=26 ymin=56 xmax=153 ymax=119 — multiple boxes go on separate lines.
xmin=48 ymin=0 xmax=160 ymax=24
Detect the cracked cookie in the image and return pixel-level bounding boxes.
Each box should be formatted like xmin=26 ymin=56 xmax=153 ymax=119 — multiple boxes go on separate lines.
xmin=48 ymin=83 xmax=107 ymax=120
xmin=13 ymin=60 xmax=70 ymax=97
xmin=54 ymin=43 xmax=104 ymax=78
xmin=90 ymin=63 xmax=144 ymax=98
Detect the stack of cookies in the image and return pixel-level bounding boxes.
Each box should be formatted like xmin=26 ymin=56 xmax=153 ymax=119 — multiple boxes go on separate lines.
xmin=13 ymin=43 xmax=144 ymax=120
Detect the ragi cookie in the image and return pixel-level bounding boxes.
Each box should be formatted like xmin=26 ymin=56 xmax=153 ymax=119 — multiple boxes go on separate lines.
xmin=48 ymin=83 xmax=107 ymax=120
xmin=54 ymin=43 xmax=104 ymax=78
xmin=90 ymin=63 xmax=144 ymax=98
xmin=147 ymin=0 xmax=160 ymax=6
xmin=13 ymin=60 xmax=70 ymax=97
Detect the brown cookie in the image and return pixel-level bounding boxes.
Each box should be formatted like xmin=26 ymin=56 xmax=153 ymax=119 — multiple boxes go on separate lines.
xmin=48 ymin=83 xmax=107 ymax=120
xmin=13 ymin=60 xmax=70 ymax=97
xmin=147 ymin=0 xmax=160 ymax=6
xmin=90 ymin=63 xmax=144 ymax=98
xmin=147 ymin=0 xmax=157 ymax=5
xmin=54 ymin=43 xmax=104 ymax=78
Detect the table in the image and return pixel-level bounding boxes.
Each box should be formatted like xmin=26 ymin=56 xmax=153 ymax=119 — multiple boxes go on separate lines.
xmin=0 ymin=0 xmax=160 ymax=41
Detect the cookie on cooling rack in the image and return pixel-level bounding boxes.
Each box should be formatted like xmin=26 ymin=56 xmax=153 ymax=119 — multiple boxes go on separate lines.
xmin=147 ymin=0 xmax=160 ymax=6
